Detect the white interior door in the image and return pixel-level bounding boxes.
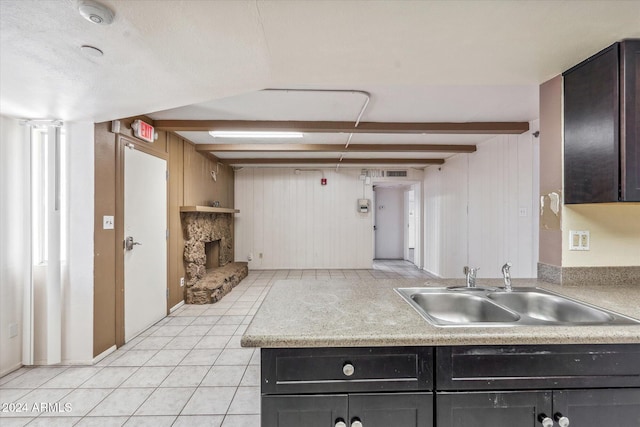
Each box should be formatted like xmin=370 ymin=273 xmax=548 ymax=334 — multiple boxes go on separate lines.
xmin=374 ymin=186 xmax=404 ymax=259
xmin=124 ymin=148 xmax=167 ymax=342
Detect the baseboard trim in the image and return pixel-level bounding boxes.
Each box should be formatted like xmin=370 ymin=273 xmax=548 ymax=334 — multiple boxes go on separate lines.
xmin=423 ymin=268 xmax=442 ymax=278
xmin=170 ymin=300 xmax=185 ymax=313
xmin=92 ymin=345 xmax=116 ymax=364
xmin=0 ymin=362 xmax=23 ymax=378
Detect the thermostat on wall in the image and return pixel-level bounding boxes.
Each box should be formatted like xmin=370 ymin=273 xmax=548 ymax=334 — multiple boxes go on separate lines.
xmin=358 ymin=198 xmax=370 ymax=213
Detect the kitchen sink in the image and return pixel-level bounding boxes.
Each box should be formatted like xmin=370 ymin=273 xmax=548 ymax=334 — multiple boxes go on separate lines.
xmin=411 ymin=292 xmax=520 ymax=324
xmin=396 ymin=287 xmax=640 ymax=327
xmin=487 ymin=291 xmax=614 ymax=324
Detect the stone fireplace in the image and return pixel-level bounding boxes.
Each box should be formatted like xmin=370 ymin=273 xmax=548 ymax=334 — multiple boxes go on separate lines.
xmin=205 ymin=240 xmax=221 ymax=270
xmin=182 ymin=210 xmax=248 ymax=304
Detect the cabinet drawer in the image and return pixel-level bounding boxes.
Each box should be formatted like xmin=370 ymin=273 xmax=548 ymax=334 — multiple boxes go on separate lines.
xmin=436 ymin=344 xmax=640 ymax=390
xmin=262 ymin=347 xmax=433 ymax=394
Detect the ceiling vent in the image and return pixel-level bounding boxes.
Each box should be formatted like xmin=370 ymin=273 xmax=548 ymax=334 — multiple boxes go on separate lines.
xmin=385 ymin=170 xmax=408 ymax=177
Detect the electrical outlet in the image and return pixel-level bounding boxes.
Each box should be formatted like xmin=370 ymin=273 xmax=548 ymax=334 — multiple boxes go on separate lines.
xmin=569 ymin=230 xmax=590 ymax=251
xmin=518 ymin=207 xmax=528 ymax=217
xmin=580 ymin=232 xmax=590 ymax=250
xmin=248 ymin=253 xmax=253 ymax=261
xmin=9 ymin=323 xmax=18 ymax=338
xmin=180 ymin=277 xmax=185 ymax=287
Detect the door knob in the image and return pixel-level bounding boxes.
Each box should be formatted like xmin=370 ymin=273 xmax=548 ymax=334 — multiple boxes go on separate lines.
xmin=350 ymin=418 xmax=363 ymax=427
xmin=537 ymin=413 xmax=554 ymax=427
xmin=334 ymin=419 xmax=346 ymax=427
xmin=554 ymin=412 xmax=570 ymax=427
xmin=125 ymin=236 xmax=142 ymax=251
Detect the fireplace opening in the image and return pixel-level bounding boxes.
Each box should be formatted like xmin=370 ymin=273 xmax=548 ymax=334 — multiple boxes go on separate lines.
xmin=205 ymin=240 xmax=220 ymax=270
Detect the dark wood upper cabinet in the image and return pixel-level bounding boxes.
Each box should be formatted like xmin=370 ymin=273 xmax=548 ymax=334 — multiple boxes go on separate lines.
xmin=563 ymin=39 xmax=640 ymax=203
xmin=621 ymin=40 xmax=640 ymax=201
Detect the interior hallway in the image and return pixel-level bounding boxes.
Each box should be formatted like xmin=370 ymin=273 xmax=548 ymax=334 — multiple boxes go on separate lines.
xmin=0 ymin=261 xmax=433 ymax=427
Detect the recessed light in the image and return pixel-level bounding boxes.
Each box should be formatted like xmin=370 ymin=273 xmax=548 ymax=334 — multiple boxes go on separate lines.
xmin=80 ymin=45 xmax=104 ymax=57
xmin=209 ymin=131 xmax=304 ymax=139
xmin=78 ymin=0 xmax=115 ymax=25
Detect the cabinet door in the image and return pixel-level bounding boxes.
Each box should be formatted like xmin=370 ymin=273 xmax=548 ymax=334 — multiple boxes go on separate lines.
xmin=564 ymin=43 xmax=620 ymax=203
xmin=437 ymin=391 xmax=552 ymax=427
xmin=554 ymin=388 xmax=640 ymax=427
xmin=349 ymin=393 xmax=433 ymax=427
xmin=621 ymin=39 xmax=640 ymax=201
xmin=262 ymin=395 xmax=348 ymax=427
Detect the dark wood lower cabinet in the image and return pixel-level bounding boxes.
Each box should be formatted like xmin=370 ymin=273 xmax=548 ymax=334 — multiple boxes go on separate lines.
xmin=437 ymin=391 xmax=551 ymax=427
xmin=349 ymin=393 xmax=433 ymax=427
xmin=553 ymin=388 xmax=640 ymax=427
xmin=436 ymin=389 xmax=640 ymax=427
xmin=262 ymin=395 xmax=347 ymax=427
xmin=262 ymin=393 xmax=434 ymax=427
xmin=261 ymin=345 xmax=640 ymax=427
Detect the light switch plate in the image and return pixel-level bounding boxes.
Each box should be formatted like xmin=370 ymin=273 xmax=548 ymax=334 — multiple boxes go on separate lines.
xmin=103 ymin=215 xmax=114 ymax=230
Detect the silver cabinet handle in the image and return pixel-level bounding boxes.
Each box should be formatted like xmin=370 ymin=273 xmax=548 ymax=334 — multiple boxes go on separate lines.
xmin=335 ymin=420 xmax=346 ymax=427
xmin=342 ymin=363 xmax=355 ymax=377
xmin=554 ymin=413 xmax=570 ymax=427
xmin=537 ymin=414 xmax=553 ymax=427
xmin=351 ymin=419 xmax=363 ymax=427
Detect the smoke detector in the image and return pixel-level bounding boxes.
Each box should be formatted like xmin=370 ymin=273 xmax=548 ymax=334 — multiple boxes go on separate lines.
xmin=78 ymin=0 xmax=115 ymax=25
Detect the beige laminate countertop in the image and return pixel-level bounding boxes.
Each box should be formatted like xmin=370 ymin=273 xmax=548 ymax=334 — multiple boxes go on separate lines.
xmin=241 ymin=278 xmax=640 ymax=348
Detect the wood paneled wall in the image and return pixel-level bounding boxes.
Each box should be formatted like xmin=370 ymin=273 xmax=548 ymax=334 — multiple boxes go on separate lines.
xmin=424 ymin=132 xmax=539 ymax=279
xmin=93 ymin=122 xmax=118 ymax=357
xmin=183 ymin=143 xmax=234 ymax=208
xmin=234 ymin=168 xmax=373 ymax=269
xmin=423 ymin=153 xmax=469 ymax=278
xmin=93 ymin=119 xmax=233 ymax=357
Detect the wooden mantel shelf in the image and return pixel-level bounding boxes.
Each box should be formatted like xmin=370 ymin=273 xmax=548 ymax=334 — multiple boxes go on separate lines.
xmin=180 ymin=206 xmax=239 ymax=214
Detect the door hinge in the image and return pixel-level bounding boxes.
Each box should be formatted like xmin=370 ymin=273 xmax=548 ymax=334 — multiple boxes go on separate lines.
xmin=166 ymin=288 xmax=169 ymax=299
xmin=166 ymin=170 xmax=169 ymax=180
xmin=166 ymin=229 xmax=169 ymax=239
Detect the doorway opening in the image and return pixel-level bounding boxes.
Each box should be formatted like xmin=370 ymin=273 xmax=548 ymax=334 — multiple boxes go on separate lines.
xmin=373 ymin=182 xmax=421 ymax=268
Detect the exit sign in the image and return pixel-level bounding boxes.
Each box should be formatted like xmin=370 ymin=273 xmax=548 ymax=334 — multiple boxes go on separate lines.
xmin=132 ymin=120 xmax=155 ymax=143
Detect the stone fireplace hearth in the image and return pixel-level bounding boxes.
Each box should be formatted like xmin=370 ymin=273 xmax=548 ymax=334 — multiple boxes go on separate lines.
xmin=182 ymin=209 xmax=248 ymax=304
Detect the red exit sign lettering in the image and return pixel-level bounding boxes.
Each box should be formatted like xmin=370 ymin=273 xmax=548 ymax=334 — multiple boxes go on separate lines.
xmin=132 ymin=120 xmax=155 ymax=143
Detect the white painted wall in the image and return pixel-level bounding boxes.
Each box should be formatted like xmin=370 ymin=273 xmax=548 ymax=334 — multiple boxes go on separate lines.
xmin=424 ymin=154 xmax=469 ymax=278
xmin=374 ymin=187 xmax=404 ymax=259
xmin=1 ymin=119 xmax=94 ymax=373
xmin=61 ymin=122 xmax=94 ymax=364
xmin=234 ymin=168 xmax=374 ymax=269
xmin=0 ymin=115 xmax=30 ymax=376
xmin=424 ymin=128 xmax=539 ymax=278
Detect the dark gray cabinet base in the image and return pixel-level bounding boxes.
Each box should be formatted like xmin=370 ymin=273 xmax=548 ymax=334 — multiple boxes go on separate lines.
xmin=263 ymin=393 xmax=433 ymax=427
xmin=260 ymin=344 xmax=640 ymax=427
xmin=437 ymin=391 xmax=551 ymax=427
xmin=436 ymin=389 xmax=640 ymax=427
xmin=263 ymin=395 xmax=347 ymax=427
xmin=554 ymin=389 xmax=640 ymax=427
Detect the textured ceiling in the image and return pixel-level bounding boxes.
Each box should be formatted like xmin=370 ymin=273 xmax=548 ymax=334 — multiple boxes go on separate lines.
xmin=1 ymin=0 xmax=638 ymax=124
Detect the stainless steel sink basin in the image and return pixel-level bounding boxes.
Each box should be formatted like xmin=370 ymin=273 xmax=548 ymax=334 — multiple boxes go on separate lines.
xmin=487 ymin=291 xmax=614 ymax=324
xmin=411 ymin=292 xmax=520 ymax=324
xmin=396 ymin=287 xmax=640 ymax=327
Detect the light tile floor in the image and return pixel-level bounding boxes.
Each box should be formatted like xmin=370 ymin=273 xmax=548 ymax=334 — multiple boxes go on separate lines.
xmin=0 ymin=261 xmax=433 ymax=426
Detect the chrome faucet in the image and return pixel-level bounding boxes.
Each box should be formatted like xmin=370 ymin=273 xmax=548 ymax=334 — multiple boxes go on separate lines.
xmin=464 ymin=266 xmax=479 ymax=288
xmin=501 ymin=262 xmax=513 ymax=292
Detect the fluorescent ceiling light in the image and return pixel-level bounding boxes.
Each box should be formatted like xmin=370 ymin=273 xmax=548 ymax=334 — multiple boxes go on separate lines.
xmin=209 ymin=131 xmax=303 ymax=138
